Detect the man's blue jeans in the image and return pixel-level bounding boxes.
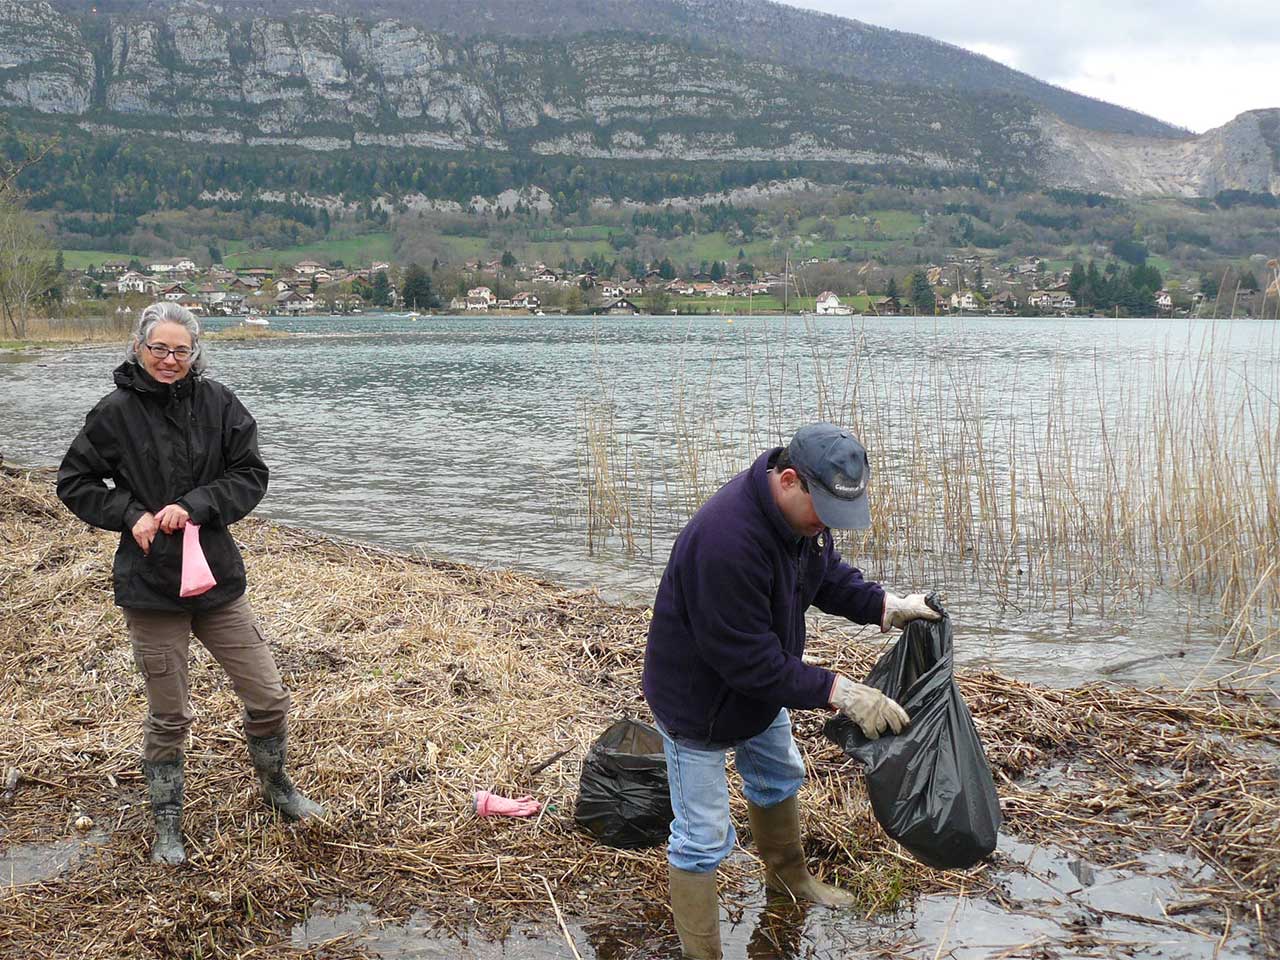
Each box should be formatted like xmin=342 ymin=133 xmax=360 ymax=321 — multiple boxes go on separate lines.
xmin=658 ymin=708 xmax=807 ymax=874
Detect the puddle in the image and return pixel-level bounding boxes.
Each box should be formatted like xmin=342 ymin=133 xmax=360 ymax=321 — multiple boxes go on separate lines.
xmin=0 ymin=828 xmax=110 ymax=886
xmin=290 ymin=833 xmax=1264 ymax=959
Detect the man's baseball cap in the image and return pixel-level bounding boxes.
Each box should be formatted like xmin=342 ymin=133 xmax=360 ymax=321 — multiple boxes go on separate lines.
xmin=787 ymin=423 xmax=872 ymax=529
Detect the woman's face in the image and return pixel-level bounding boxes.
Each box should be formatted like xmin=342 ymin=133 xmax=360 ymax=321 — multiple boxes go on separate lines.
xmin=136 ymin=321 xmax=196 ymax=384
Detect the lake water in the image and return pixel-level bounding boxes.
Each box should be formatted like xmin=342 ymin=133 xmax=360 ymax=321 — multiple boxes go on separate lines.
xmin=2 ymin=313 xmax=1277 ymax=687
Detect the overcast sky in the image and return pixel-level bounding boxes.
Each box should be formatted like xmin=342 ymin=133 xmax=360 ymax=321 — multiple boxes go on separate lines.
xmin=778 ymin=0 xmax=1278 ymax=133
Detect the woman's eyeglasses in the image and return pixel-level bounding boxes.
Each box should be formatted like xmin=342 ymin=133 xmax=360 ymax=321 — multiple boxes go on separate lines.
xmin=144 ymin=343 xmax=195 ymax=361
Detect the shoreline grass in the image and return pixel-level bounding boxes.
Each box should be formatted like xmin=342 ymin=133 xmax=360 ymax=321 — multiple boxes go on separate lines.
xmin=1 ymin=468 xmax=1277 ymax=956
xmin=205 ymin=325 xmax=292 ymax=341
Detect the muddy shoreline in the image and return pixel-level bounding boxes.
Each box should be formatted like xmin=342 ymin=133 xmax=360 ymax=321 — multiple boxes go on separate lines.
xmin=1 ymin=468 xmax=1276 ymax=958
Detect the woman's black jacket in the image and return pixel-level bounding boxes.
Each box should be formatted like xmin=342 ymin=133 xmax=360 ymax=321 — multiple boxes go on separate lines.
xmin=56 ymin=361 xmax=268 ymax=611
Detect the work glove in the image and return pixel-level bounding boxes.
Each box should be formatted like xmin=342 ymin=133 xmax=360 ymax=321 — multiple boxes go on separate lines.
xmin=829 ymin=675 xmax=910 ymax=739
xmin=881 ymin=592 xmax=942 ymax=631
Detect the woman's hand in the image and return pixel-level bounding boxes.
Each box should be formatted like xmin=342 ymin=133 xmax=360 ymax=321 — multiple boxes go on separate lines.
xmin=155 ymin=504 xmax=190 ymax=534
xmin=132 ymin=512 xmax=160 ymax=554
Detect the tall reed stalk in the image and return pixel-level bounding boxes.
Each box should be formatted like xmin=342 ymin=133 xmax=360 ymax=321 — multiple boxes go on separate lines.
xmin=575 ymin=319 xmax=1280 ymax=658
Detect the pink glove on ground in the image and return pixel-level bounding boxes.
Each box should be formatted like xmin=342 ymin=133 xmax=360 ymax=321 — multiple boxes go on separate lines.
xmin=180 ymin=522 xmax=218 ymax=598
xmin=474 ymin=790 xmax=542 ymax=817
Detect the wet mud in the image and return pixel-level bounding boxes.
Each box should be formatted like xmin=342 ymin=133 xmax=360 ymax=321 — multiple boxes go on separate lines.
xmin=291 ymin=832 xmax=1263 ymax=959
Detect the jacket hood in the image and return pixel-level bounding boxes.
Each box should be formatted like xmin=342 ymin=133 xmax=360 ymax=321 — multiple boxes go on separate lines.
xmin=113 ymin=361 xmax=196 ymax=401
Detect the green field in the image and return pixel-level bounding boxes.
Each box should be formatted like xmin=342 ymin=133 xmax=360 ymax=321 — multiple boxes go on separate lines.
xmin=524 ymin=225 xmax=614 ymax=243
xmin=662 ymin=294 xmax=875 ymax=314
xmin=794 ymin=209 xmax=923 ymax=242
xmin=222 ymin=233 xmax=395 ymax=269
xmin=57 ymin=249 xmax=132 ymax=270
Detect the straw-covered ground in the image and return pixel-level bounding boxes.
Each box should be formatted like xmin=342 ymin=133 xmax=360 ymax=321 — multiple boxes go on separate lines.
xmin=1 ymin=468 xmax=1277 ymax=959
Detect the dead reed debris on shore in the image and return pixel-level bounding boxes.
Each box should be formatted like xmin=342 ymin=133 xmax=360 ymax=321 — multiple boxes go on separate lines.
xmin=0 ymin=470 xmax=1276 ymax=958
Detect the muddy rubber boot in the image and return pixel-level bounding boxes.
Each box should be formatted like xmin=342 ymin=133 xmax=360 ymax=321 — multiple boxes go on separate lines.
xmin=246 ymin=734 xmax=324 ymax=821
xmin=667 ymin=864 xmax=723 ymax=959
xmin=747 ymin=796 xmax=856 ymax=907
xmin=142 ymin=758 xmax=187 ymax=866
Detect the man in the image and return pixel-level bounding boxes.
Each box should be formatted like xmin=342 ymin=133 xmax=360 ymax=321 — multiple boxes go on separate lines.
xmin=642 ymin=422 xmax=938 ymax=959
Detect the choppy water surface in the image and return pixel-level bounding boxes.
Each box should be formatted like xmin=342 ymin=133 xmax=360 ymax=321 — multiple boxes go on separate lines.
xmin=2 ymin=314 xmax=1276 ymax=687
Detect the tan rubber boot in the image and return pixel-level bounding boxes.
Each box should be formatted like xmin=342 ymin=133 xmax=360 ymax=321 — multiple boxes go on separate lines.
xmin=667 ymin=864 xmax=723 ymax=959
xmin=747 ymin=796 xmax=856 ymax=907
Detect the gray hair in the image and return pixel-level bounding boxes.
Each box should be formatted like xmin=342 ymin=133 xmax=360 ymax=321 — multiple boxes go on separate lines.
xmin=126 ymin=301 xmax=207 ymax=374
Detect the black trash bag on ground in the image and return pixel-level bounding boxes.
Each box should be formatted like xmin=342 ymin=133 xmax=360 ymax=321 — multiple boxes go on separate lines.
xmin=574 ymin=718 xmax=673 ymax=849
xmin=823 ymin=597 xmax=1001 ymax=869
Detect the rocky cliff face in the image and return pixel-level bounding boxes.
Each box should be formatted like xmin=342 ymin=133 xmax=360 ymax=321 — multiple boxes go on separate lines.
xmin=0 ymin=0 xmax=93 ymax=113
xmin=51 ymin=0 xmax=1189 ymax=139
xmin=1038 ymin=110 xmax=1280 ymax=198
xmin=0 ymin=2 xmax=1044 ymax=174
xmin=3 ymin=1 xmax=1278 ymax=198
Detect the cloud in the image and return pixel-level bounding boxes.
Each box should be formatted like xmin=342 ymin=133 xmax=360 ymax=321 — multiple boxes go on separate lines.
xmin=777 ymin=0 xmax=1280 ymax=132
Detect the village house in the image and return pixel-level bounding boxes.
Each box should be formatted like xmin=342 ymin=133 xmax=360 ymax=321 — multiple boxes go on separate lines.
xmin=600 ymin=284 xmax=623 ymax=301
xmin=205 ymin=291 xmax=246 ymax=315
xmin=1155 ymin=289 xmax=1174 ymax=312
xmin=511 ymin=291 xmax=541 ymax=311
xmin=691 ymin=282 xmax=731 ymax=297
xmin=871 ymin=297 xmax=899 ymax=316
xmin=100 ymin=261 xmax=128 ymax=276
xmin=815 ymin=291 xmax=853 ymax=316
xmin=274 ymin=289 xmax=314 ymax=314
xmin=532 ymin=269 xmax=559 ymax=284
xmin=161 ymin=283 xmax=191 ymax=302
xmin=466 ymin=286 xmax=496 ymax=311
xmin=293 ymin=260 xmax=324 ymax=276
xmin=950 ymin=290 xmax=980 ymax=312
xmin=147 ymin=257 xmax=196 ymax=275
xmin=599 ymin=297 xmax=641 ymax=316
xmin=990 ymin=290 xmax=1019 ymax=314
xmin=1028 ymin=291 xmax=1077 ymax=313
xmin=117 ymin=271 xmax=161 ymax=295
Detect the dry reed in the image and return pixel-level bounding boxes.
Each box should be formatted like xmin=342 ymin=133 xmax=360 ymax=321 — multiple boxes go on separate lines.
xmin=577 ymin=321 xmax=1280 ymax=658
xmin=0 ymin=469 xmax=1277 ymax=958
xmin=3 ymin=315 xmax=132 ymax=344
xmin=205 ymin=326 xmax=291 ymax=342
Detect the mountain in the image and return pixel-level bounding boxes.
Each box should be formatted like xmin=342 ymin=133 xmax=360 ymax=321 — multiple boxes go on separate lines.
xmin=47 ymin=0 xmax=1187 ymax=139
xmin=0 ymin=0 xmax=1276 ymax=204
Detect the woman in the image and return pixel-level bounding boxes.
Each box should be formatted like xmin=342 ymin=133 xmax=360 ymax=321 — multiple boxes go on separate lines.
xmin=57 ymin=302 xmax=322 ymax=866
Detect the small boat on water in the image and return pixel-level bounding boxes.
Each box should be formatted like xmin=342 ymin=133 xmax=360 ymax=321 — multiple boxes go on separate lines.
xmin=243 ymin=314 xmax=270 ymax=327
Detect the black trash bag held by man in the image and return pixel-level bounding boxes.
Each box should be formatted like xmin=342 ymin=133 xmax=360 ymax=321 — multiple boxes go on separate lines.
xmin=575 ymin=718 xmax=673 ymax=849
xmin=824 ymin=598 xmax=1001 ymax=869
